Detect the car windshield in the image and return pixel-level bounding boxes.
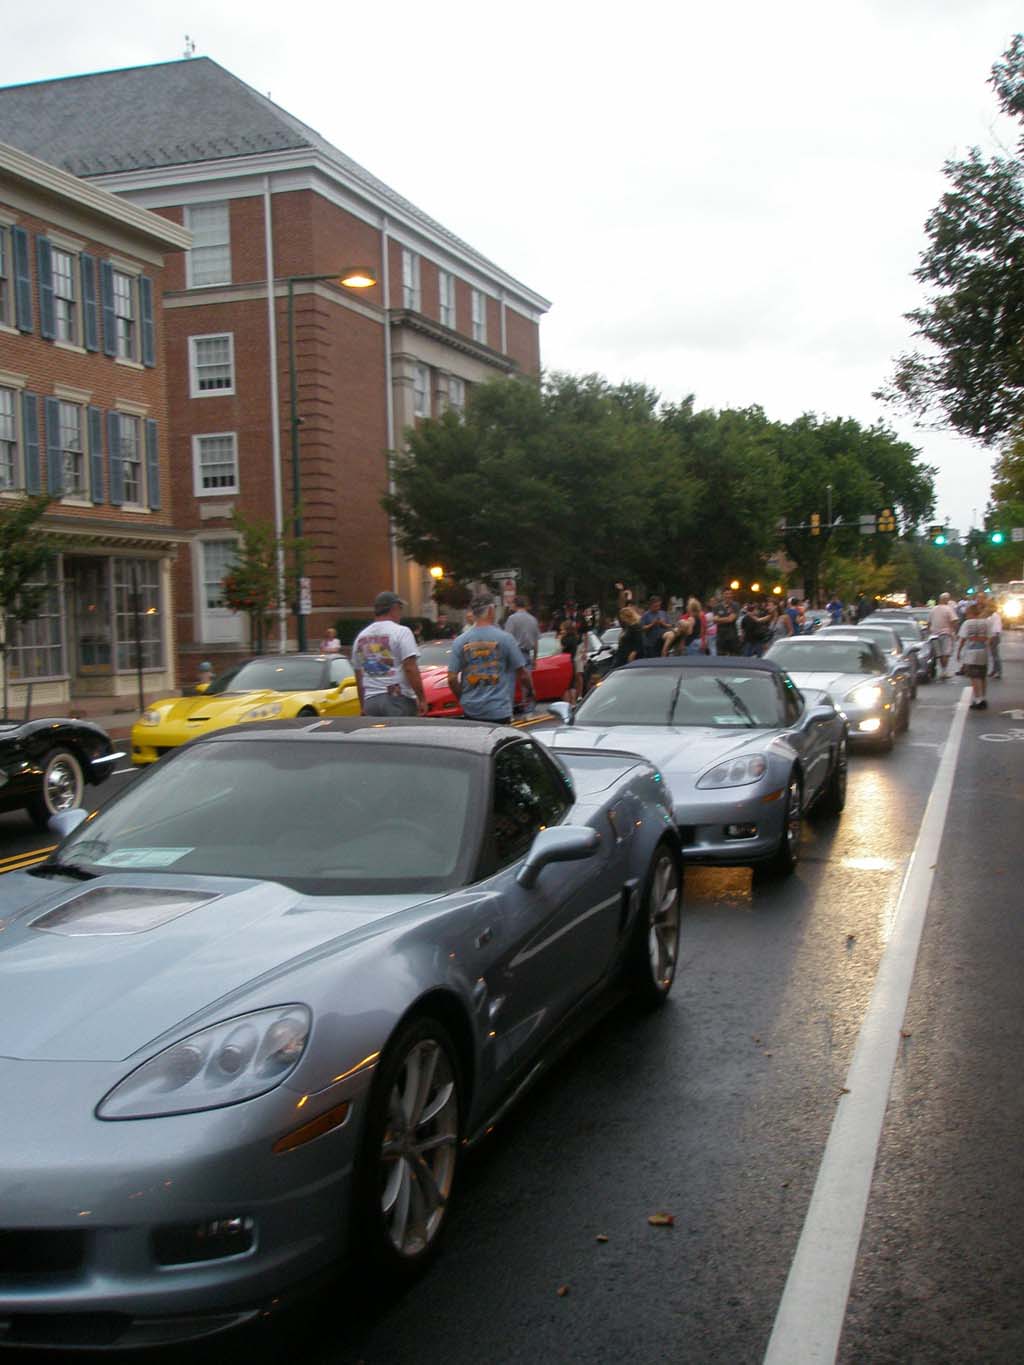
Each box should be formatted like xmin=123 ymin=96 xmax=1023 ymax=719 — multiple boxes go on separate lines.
xmin=820 ymin=626 xmax=898 ymax=654
xmin=206 ymin=658 xmax=328 ymax=694
xmin=767 ymin=640 xmax=881 ymax=674
xmin=537 ymin=633 xmax=565 ymax=659
xmin=60 ymin=739 xmax=479 ymax=894
xmin=573 ymin=667 xmax=783 ymax=728
xmin=417 ymin=643 xmax=455 ymax=668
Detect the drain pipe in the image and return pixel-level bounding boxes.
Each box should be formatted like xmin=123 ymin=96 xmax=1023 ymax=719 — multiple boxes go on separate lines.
xmin=263 ymin=174 xmax=287 ymax=652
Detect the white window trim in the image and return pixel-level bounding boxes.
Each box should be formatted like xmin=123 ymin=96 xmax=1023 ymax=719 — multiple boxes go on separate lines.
xmin=185 ymin=202 xmax=232 ymax=289
xmin=192 ymin=431 xmax=239 ymax=496
xmin=472 ymin=289 xmax=488 ymax=344
xmin=111 ymin=267 xmax=140 ymax=365
xmin=402 ymin=249 xmax=421 ymax=311
xmin=412 ymin=364 xmax=431 ymax=419
xmin=51 ymin=246 xmax=82 ymax=348
xmin=439 ymin=270 xmax=455 ymax=328
xmin=116 ymin=411 xmax=147 ymax=512
xmin=58 ymin=400 xmax=90 ymax=506
xmin=189 ymin=332 xmax=236 ymax=398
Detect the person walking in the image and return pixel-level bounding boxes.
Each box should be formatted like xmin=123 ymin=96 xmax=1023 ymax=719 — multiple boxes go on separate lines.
xmin=640 ymin=595 xmax=672 ymax=657
xmin=713 ymin=589 xmax=741 ymax=656
xmin=986 ymin=602 xmax=1003 ymax=679
xmin=928 ymin=592 xmax=959 ymax=680
xmin=351 ymin=591 xmax=427 ymax=717
xmin=504 ymin=596 xmax=541 ymax=665
xmin=447 ymin=592 xmax=533 ymax=724
xmin=956 ymin=603 xmax=992 ymax=709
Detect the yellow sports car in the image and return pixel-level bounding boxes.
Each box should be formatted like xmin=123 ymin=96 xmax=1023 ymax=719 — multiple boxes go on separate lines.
xmin=131 ymin=654 xmax=358 ymax=765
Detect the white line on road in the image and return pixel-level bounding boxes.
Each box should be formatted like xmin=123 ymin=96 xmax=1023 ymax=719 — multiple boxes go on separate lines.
xmin=763 ymin=686 xmax=972 ymax=1365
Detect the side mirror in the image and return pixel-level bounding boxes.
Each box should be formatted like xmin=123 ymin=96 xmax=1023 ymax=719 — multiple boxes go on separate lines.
xmin=548 ymin=701 xmax=572 ymax=724
xmin=193 ymin=681 xmax=210 ymax=694
xmin=807 ymin=703 xmax=836 ymax=725
xmin=517 ymin=824 xmax=600 ymax=889
xmin=49 ymin=809 xmax=89 ymax=840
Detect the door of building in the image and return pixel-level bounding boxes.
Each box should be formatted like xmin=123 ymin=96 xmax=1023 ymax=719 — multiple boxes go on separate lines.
xmin=199 ymin=538 xmax=245 ymax=645
xmin=65 ymin=556 xmax=113 ymax=676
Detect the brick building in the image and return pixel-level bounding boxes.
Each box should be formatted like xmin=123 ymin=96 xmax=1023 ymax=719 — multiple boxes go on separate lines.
xmin=0 ymin=58 xmax=550 ymax=673
xmin=0 ymin=141 xmax=189 ymax=714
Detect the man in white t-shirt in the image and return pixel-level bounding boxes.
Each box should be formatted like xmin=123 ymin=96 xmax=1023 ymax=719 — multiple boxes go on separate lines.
xmin=928 ymin=593 xmax=959 ymax=679
xmin=351 ymin=592 xmax=427 ymax=717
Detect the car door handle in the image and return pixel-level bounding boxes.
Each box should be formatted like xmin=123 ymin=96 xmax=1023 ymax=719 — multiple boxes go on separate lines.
xmin=475 ymin=926 xmax=494 ymax=948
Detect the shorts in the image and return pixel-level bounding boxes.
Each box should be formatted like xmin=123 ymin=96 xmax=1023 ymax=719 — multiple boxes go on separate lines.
xmin=936 ymin=635 xmax=953 ymax=658
xmin=363 ymin=692 xmax=417 ymax=717
xmin=963 ymin=662 xmax=987 ymax=679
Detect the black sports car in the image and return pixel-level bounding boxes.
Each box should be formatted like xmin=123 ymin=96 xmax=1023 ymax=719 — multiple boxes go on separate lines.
xmin=0 ymin=718 xmax=121 ymax=828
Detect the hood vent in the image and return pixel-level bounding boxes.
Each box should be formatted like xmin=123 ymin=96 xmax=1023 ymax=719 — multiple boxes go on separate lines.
xmin=32 ymin=886 xmax=219 ymax=937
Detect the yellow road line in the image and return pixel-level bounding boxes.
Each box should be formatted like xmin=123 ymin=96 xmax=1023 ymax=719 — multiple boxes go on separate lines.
xmin=0 ymin=844 xmax=55 ymax=870
xmin=0 ymin=851 xmax=52 ymax=875
xmin=513 ymin=711 xmax=555 ymax=729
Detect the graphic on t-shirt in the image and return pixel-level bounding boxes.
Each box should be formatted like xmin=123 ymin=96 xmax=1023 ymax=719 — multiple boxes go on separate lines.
xmin=463 ymin=639 xmax=501 ymax=687
xmin=356 ymin=633 xmax=397 ymax=678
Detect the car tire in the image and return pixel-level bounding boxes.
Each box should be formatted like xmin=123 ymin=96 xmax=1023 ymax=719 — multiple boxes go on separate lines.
xmin=297 ymin=707 xmax=318 ymax=717
xmin=765 ymin=772 xmax=802 ymax=875
xmin=627 ymin=843 xmax=682 ymax=1010
xmin=818 ymin=737 xmax=848 ymax=817
xmin=29 ymin=749 xmax=85 ymax=829
xmin=352 ymin=1014 xmax=462 ymax=1281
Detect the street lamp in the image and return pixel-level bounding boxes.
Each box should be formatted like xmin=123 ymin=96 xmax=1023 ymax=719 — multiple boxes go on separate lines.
xmin=429 ymin=565 xmax=445 ymax=580
xmin=287 ymin=266 xmax=377 ymax=650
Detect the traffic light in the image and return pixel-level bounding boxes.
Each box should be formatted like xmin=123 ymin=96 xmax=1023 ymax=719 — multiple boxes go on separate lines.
xmin=810 ymin=512 xmax=821 ymax=536
xmin=989 ymin=529 xmax=1005 ymax=545
xmin=877 ymin=508 xmax=897 ymax=533
xmin=928 ymin=525 xmax=948 ymax=546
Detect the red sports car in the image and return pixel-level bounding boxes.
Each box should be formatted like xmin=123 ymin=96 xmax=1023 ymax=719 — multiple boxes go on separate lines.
xmin=417 ymin=634 xmax=574 ymax=716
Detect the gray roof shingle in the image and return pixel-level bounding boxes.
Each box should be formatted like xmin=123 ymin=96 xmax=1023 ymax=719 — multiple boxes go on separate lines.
xmin=0 ymin=57 xmax=548 ymax=305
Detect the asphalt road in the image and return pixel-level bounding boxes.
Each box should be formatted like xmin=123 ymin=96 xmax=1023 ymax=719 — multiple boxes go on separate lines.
xmin=3 ymin=644 xmax=1021 ymax=1363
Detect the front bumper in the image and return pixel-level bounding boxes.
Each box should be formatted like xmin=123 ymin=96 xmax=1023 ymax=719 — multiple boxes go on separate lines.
xmin=0 ymin=1058 xmax=369 ymax=1350
xmin=672 ymin=781 xmax=788 ymax=864
xmin=840 ymin=697 xmax=894 ymax=743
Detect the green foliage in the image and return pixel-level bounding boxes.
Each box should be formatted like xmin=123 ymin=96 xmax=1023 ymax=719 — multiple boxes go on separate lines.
xmin=221 ymin=509 xmax=306 ymax=652
xmin=879 ymin=37 xmax=1024 ymax=445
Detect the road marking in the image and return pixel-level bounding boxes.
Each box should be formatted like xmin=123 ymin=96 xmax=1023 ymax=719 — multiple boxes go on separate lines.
xmin=978 ymin=729 xmax=1024 ymax=742
xmin=763 ymin=686 xmax=971 ymax=1365
xmin=0 ymin=849 xmax=54 ymax=875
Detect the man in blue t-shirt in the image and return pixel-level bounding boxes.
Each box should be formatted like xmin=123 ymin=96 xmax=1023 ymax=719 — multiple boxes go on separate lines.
xmin=448 ymin=593 xmax=533 ymax=723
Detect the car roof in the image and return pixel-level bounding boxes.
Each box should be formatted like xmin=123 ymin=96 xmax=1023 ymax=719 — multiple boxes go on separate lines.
xmin=624 ymin=655 xmax=782 ymax=673
xmin=190 ymin=716 xmax=523 ymax=755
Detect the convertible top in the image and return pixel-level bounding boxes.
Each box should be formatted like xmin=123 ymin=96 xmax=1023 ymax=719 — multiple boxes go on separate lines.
xmin=624 ymin=655 xmax=782 ymax=673
xmin=191 ymin=716 xmax=522 ymax=755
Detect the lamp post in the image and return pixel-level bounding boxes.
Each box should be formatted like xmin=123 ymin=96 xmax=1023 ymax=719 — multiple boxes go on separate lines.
xmin=286 ymin=267 xmax=377 ymax=650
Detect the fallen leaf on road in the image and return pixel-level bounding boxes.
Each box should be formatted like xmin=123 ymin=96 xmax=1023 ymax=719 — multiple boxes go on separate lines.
xmin=845 ymin=934 xmax=856 ymax=944
xmin=900 ymin=1029 xmax=912 ymax=1039
xmin=648 ymin=1213 xmax=675 ymax=1227
xmin=763 ymin=1051 xmax=773 ymax=1057
xmin=839 ymin=1086 xmax=851 ymax=1095
xmin=557 ymin=1285 xmax=570 ymax=1297
xmin=781 ymin=1181 xmax=790 ymax=1188
xmin=752 ymin=1035 xmax=762 ymax=1044
xmin=595 ymin=1234 xmax=609 ymax=1243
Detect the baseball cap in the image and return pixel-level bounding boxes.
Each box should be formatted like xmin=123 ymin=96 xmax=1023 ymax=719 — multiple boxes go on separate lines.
xmin=373 ymin=590 xmax=405 ymax=613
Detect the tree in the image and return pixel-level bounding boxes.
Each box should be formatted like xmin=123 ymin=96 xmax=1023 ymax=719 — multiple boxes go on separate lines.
xmin=878 ymin=37 xmax=1024 ymax=445
xmin=220 ymin=509 xmax=306 ymax=652
xmin=0 ymin=495 xmax=57 ymax=719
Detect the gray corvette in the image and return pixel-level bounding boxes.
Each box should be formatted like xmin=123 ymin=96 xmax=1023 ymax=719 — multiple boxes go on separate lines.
xmin=0 ymin=719 xmax=682 ymax=1350
xmin=543 ymin=656 xmax=848 ymax=872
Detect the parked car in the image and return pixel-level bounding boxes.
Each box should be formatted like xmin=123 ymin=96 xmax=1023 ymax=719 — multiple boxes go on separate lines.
xmin=130 ymin=655 xmax=358 ymax=763
xmin=764 ymin=635 xmax=906 ymax=750
xmin=416 ymin=635 xmax=573 ymax=716
xmin=542 ymin=655 xmax=847 ymax=873
xmin=0 ymin=717 xmax=121 ymax=828
xmin=0 ymin=719 xmax=681 ymax=1349
xmin=817 ymin=622 xmax=919 ymax=702
xmin=872 ymin=611 xmax=936 ymax=683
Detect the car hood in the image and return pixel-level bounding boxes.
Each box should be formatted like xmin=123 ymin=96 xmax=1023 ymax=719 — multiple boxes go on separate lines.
xmin=543 ymin=724 xmax=774 ymax=776
xmin=0 ymin=873 xmax=429 ymax=1062
xmin=143 ymin=689 xmax=287 ymax=726
xmin=785 ymin=670 xmax=880 ymax=698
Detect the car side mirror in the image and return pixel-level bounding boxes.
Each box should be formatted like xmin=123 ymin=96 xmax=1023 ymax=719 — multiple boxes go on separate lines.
xmin=807 ymin=704 xmax=836 ymax=725
xmin=517 ymin=825 xmax=600 ymax=889
xmin=548 ymin=701 xmax=572 ymax=724
xmin=49 ymin=809 xmax=88 ymax=840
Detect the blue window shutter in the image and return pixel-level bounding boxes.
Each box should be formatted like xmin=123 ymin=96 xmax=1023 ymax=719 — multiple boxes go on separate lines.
xmin=81 ymin=253 xmax=99 ymax=351
xmin=22 ymin=392 xmax=40 ymax=493
xmin=44 ymin=396 xmax=63 ymax=496
xmin=100 ymin=260 xmax=116 ymax=357
xmin=145 ymin=419 xmax=160 ymax=509
xmin=140 ymin=276 xmax=155 ymax=366
xmin=89 ymin=406 xmax=104 ymax=503
xmin=36 ymin=236 xmax=54 ymax=340
xmin=107 ymin=411 xmax=124 ymax=505
xmin=12 ymin=227 xmax=33 ymax=333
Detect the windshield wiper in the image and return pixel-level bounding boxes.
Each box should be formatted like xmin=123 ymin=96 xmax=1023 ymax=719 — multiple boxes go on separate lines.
xmin=667 ymin=673 xmax=685 ymax=726
xmin=28 ymin=860 xmax=96 ymax=881
xmin=714 ymin=678 xmax=759 ymax=727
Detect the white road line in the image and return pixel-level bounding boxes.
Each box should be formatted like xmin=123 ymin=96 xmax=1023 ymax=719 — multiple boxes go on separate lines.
xmin=763 ymin=685 xmax=972 ymax=1365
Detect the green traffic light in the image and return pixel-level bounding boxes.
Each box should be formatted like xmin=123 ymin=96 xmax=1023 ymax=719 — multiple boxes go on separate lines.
xmin=989 ymin=530 xmax=1005 ymax=544
xmin=933 ymin=533 xmax=947 ymax=546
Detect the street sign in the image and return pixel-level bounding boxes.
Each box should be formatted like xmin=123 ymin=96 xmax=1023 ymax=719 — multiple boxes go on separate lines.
xmin=501 ymin=577 xmax=517 ymax=608
xmin=1012 ymin=527 xmax=1024 ymax=542
xmin=298 ymin=576 xmax=312 ymax=615
xmin=488 ymin=567 xmax=520 ymax=581
xmin=860 ymin=514 xmax=876 ymax=535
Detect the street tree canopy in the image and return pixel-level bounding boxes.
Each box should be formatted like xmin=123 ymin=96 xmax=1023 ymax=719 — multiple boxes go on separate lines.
xmin=879 ymin=36 xmax=1024 ymax=446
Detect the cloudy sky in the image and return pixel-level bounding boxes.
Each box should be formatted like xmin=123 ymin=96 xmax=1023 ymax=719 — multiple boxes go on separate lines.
xmin=8 ymin=0 xmax=1020 ymax=531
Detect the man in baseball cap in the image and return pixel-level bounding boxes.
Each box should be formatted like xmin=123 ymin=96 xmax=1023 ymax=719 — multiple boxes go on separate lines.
xmin=351 ymin=591 xmax=427 ymax=716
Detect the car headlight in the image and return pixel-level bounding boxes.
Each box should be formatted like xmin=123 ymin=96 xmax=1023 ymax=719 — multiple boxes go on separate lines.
xmin=139 ymin=709 xmax=162 ymax=726
xmin=1005 ymin=598 xmax=1022 ymax=619
xmin=846 ymin=685 xmax=883 ymax=706
xmin=243 ymin=701 xmax=284 ymax=721
xmin=696 ymin=754 xmax=768 ymax=789
xmin=97 ymin=1005 xmax=311 ymax=1119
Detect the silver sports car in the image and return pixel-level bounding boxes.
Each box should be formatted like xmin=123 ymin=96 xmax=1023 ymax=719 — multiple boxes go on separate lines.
xmin=543 ymin=656 xmax=848 ymax=873
xmin=0 ymin=719 xmax=682 ymax=1349
xmin=764 ymin=635 xmax=905 ymax=750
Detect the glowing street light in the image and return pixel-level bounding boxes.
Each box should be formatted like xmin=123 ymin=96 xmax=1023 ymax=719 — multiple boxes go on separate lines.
xmin=729 ymin=579 xmax=741 ymax=591
xmin=429 ymin=564 xmax=445 ymax=580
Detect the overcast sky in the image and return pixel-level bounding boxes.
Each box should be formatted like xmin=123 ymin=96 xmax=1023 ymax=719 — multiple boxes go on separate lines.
xmin=8 ymin=0 xmax=1021 ymax=532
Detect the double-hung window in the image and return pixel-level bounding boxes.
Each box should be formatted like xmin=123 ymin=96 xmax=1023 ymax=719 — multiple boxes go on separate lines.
xmin=185 ymin=203 xmax=231 ymax=287
xmin=472 ymin=289 xmax=487 ymax=344
xmin=402 ymin=249 xmax=421 ymax=310
xmin=447 ymin=376 xmax=466 ymax=415
xmin=114 ymin=558 xmax=163 ymax=670
xmin=413 ymin=364 xmax=431 ymax=419
xmin=8 ymin=561 xmax=64 ymax=680
xmin=202 ymin=539 xmax=237 ymax=610
xmin=193 ymin=433 xmax=239 ymax=494
xmin=0 ymin=228 xmax=11 ymax=328
xmin=58 ymin=402 xmax=86 ymax=497
xmin=439 ymin=270 xmax=455 ymax=327
xmin=52 ymin=248 xmax=78 ymax=343
xmin=118 ymin=414 xmax=143 ymax=505
xmin=0 ymin=387 xmax=18 ymax=488
xmin=189 ymin=334 xmax=234 ymax=395
xmin=112 ymin=270 xmax=136 ymax=360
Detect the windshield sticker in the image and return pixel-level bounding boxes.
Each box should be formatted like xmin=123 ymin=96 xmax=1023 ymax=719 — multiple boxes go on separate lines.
xmin=93 ymin=847 xmax=193 ymax=869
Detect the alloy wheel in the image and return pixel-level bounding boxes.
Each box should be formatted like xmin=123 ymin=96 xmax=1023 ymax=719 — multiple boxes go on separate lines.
xmin=647 ymin=851 xmax=681 ymax=990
